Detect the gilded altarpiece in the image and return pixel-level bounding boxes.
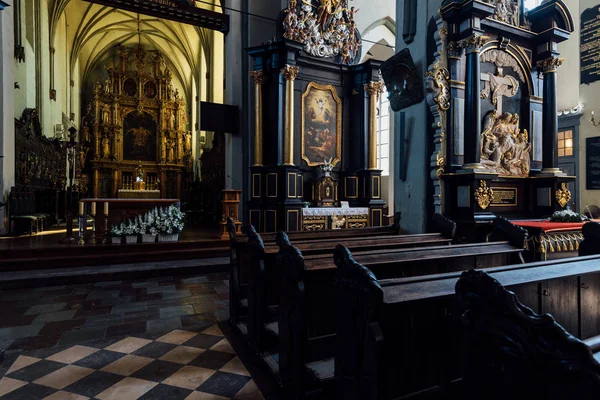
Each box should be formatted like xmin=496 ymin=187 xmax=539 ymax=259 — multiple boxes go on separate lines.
xmin=84 ymin=47 xmax=192 ymax=199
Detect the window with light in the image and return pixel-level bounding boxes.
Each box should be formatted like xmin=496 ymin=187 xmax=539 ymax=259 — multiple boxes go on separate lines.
xmin=524 ymin=0 xmax=542 ymax=11
xmin=558 ymin=130 xmax=574 ymax=157
xmin=376 ymin=88 xmax=390 ymax=176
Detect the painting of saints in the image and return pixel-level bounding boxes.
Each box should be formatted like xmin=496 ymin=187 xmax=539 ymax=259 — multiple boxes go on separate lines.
xmin=302 ymin=82 xmax=342 ymax=166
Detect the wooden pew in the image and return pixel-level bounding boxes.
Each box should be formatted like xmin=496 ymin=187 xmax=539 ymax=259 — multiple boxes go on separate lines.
xmin=580 ymin=221 xmax=600 ymax=256
xmin=227 ymin=213 xmax=456 ymax=328
xmin=336 ymin=252 xmax=600 ymax=399
xmin=245 ymin=228 xmax=454 ymax=357
xmin=456 ymin=269 xmax=600 ymax=400
xmin=268 ymin=235 xmax=525 ymax=398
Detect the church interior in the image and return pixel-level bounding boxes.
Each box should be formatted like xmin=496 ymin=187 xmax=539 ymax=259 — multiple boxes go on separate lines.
xmin=2 ymin=0 xmax=600 ymax=398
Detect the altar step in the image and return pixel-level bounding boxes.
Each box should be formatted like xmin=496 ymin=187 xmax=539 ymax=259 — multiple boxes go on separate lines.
xmin=0 ymin=239 xmax=230 ymax=272
xmin=0 ymin=256 xmax=230 ymax=289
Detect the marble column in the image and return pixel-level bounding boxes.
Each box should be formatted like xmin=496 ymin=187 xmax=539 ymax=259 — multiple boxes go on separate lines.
xmin=537 ymin=56 xmax=563 ymax=173
xmin=365 ymin=81 xmax=384 ymax=170
xmin=281 ymin=64 xmax=299 ymax=166
xmin=460 ymin=34 xmax=488 ymax=170
xmin=250 ymin=70 xmax=266 ymax=166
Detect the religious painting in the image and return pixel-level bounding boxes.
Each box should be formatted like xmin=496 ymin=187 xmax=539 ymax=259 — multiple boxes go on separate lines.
xmin=123 ymin=78 xmax=137 ymax=97
xmin=144 ymin=81 xmax=157 ymax=99
xmin=301 ymin=82 xmax=342 ymax=167
xmin=123 ymin=111 xmax=157 ymax=161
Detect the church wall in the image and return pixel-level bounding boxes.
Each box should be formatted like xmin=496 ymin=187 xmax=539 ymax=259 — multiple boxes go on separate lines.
xmin=558 ymin=0 xmax=600 ymax=211
xmin=393 ymin=0 xmax=442 ymax=234
xmin=1 ymin=5 xmax=16 ymax=234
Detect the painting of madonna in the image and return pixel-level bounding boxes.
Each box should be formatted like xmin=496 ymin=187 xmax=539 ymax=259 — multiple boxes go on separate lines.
xmin=302 ymin=82 xmax=342 ymax=166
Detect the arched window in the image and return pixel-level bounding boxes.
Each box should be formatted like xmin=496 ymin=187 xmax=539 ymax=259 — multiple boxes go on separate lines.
xmin=376 ymin=87 xmax=390 ymax=176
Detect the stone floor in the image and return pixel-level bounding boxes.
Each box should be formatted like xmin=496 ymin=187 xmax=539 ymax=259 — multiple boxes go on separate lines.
xmin=0 ymin=273 xmax=265 ymax=399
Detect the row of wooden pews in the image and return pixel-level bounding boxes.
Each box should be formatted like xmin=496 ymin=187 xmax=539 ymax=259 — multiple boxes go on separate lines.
xmin=226 ymin=215 xmax=530 ymax=398
xmin=336 ymin=244 xmax=600 ymax=399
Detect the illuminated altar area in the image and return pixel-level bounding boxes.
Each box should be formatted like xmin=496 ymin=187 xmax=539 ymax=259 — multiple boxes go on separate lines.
xmin=82 ymin=46 xmax=193 ymax=201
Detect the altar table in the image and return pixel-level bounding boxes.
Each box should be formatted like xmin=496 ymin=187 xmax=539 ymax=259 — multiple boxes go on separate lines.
xmin=80 ymin=198 xmax=180 ymax=241
xmin=117 ymin=189 xmax=161 ymax=199
xmin=302 ymin=207 xmax=369 ymax=231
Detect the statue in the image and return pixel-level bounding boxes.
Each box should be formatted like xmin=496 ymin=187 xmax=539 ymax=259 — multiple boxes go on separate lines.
xmin=480 ymin=111 xmax=531 ymax=177
xmin=185 ymin=131 xmax=192 ymax=153
xmin=94 ymin=78 xmax=102 ymax=93
xmin=102 ymin=136 xmax=111 ymax=159
xmin=104 ymin=77 xmax=112 ymax=94
xmin=481 ymin=66 xmax=519 ymax=108
xmin=136 ymin=162 xmax=145 ymax=182
xmin=167 ymin=140 xmax=175 ymax=162
xmin=103 ymin=110 xmax=110 ymax=124
xmin=170 ymin=111 xmax=175 ymax=129
xmin=161 ymin=136 xmax=167 ymax=160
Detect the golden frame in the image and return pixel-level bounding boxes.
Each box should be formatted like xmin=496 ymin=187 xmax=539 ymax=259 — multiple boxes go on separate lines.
xmin=301 ymin=82 xmax=342 ymax=167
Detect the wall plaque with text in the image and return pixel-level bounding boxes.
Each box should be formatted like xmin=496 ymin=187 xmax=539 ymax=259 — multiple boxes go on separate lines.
xmin=587 ymin=137 xmax=600 ymax=190
xmin=581 ymin=5 xmax=600 ymax=85
xmin=490 ymin=187 xmax=518 ymax=206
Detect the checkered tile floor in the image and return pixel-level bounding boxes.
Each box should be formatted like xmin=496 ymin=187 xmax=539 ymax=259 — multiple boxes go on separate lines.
xmin=0 ymin=327 xmax=263 ymax=400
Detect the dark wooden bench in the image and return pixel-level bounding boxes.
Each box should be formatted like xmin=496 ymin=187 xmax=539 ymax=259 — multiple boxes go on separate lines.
xmin=336 ymin=253 xmax=600 ymax=399
xmin=259 ymin=233 xmax=524 ymax=398
xmin=8 ymin=187 xmax=49 ymax=235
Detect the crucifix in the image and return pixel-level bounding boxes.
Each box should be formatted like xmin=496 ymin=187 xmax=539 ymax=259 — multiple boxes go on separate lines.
xmin=480 ymin=66 xmax=520 ymax=113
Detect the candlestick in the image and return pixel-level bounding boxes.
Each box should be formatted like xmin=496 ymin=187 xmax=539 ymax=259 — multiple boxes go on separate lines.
xmin=79 ymin=201 xmax=84 ymax=216
xmin=78 ymin=215 xmax=85 ymax=246
xmin=104 ymin=201 xmax=109 ymax=215
xmin=91 ymin=202 xmax=96 ymax=216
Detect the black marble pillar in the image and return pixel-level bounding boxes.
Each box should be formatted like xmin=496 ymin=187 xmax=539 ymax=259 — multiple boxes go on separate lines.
xmin=542 ymin=68 xmax=558 ymax=170
xmin=461 ymin=35 xmax=486 ymax=168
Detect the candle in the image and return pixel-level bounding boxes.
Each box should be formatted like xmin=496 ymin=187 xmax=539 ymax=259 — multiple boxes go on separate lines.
xmin=91 ymin=202 xmax=96 ymax=216
xmin=79 ymin=202 xmax=84 ymax=216
xmin=104 ymin=202 xmax=109 ymax=216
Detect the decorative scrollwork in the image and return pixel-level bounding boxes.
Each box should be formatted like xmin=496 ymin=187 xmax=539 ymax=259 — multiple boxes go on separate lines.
xmin=555 ymin=183 xmax=572 ymax=208
xmin=425 ymin=64 xmax=450 ymax=112
xmin=474 ymin=180 xmax=494 ymax=210
xmin=536 ymin=57 xmax=564 ymax=74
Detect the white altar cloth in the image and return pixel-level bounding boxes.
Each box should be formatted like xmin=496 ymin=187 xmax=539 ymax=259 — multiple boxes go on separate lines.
xmin=302 ymin=207 xmax=369 ymax=217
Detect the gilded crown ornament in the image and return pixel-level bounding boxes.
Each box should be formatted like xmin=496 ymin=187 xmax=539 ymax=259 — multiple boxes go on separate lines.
xmin=282 ymin=0 xmax=362 ymax=65
xmin=536 ymin=57 xmax=564 ymax=73
xmin=555 ymin=183 xmax=572 ymax=208
xmin=474 ymin=180 xmax=494 ymax=210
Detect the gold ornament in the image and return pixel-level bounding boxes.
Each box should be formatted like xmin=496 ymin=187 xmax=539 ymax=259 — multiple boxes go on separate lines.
xmin=555 ymin=183 xmax=571 ymax=208
xmin=474 ymin=180 xmax=494 ymax=210
xmin=536 ymin=57 xmax=564 ymax=73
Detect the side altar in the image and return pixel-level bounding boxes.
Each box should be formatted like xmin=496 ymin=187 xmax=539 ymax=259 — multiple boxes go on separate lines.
xmin=420 ymin=0 xmax=577 ymax=240
xmin=247 ymin=0 xmax=385 ymax=232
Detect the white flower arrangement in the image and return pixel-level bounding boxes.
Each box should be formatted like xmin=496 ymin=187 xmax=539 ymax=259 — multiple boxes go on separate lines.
xmin=549 ymin=207 xmax=589 ymax=223
xmin=109 ymin=205 xmax=184 ymax=238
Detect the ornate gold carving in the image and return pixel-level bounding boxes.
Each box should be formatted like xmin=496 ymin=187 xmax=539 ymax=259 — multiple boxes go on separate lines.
xmin=364 ymin=81 xmax=384 ymax=97
xmin=282 ymin=0 xmax=362 ymax=65
xmin=480 ymin=111 xmax=531 ymax=177
xmin=250 ymin=70 xmax=267 ymax=85
xmin=458 ymin=34 xmax=489 ymax=54
xmin=536 ymin=57 xmax=564 ymax=73
xmin=281 ymin=64 xmax=299 ymax=81
xmin=425 ymin=64 xmax=450 ymax=112
xmin=555 ymin=183 xmax=572 ymax=208
xmin=482 ymin=0 xmax=524 ymax=28
xmin=475 ymin=180 xmax=494 ymax=210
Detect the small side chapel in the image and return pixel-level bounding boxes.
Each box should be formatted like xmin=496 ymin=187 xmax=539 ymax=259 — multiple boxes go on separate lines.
xmin=247 ymin=0 xmax=387 ymax=233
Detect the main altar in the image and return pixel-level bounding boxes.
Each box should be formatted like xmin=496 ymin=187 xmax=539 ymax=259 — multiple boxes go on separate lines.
xmin=424 ymin=0 xmax=576 ymax=241
xmin=81 ymin=46 xmax=193 ymax=201
xmin=247 ymin=0 xmax=385 ymax=232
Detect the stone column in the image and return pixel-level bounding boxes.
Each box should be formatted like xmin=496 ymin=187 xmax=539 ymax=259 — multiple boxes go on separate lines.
xmin=250 ymin=70 xmax=266 ymax=166
xmin=537 ymin=56 xmax=563 ymax=174
xmin=365 ymin=81 xmax=384 ymax=170
xmin=281 ymin=64 xmax=299 ymax=166
xmin=460 ymin=34 xmax=488 ymax=170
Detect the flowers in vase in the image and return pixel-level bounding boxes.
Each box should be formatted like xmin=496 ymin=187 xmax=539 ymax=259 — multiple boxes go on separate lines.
xmin=109 ymin=223 xmax=123 ymax=237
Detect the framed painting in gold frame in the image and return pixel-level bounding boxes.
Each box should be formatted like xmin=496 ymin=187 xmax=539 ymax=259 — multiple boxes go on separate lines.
xmin=301 ymin=82 xmax=342 ymax=167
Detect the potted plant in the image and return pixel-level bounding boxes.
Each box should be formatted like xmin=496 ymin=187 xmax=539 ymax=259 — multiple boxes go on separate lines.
xmin=109 ymin=223 xmax=123 ymax=244
xmin=157 ymin=205 xmax=185 ymax=242
xmin=139 ymin=212 xmax=157 ymax=243
xmin=123 ymin=219 xmax=138 ymax=244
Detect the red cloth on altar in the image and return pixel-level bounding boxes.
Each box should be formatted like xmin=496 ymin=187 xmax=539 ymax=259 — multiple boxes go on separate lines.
xmin=512 ymin=220 xmax=600 ymax=234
